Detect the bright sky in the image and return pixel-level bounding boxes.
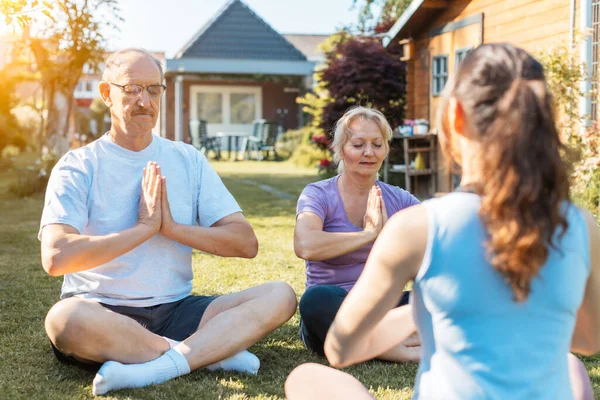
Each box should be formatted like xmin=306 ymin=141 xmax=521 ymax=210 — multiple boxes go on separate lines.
xmin=102 ymin=0 xmax=366 ymax=58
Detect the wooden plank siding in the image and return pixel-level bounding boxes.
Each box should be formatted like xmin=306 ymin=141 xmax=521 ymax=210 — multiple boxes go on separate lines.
xmin=406 ymin=38 xmax=430 ymax=121
xmin=400 ymin=0 xmax=575 ymax=191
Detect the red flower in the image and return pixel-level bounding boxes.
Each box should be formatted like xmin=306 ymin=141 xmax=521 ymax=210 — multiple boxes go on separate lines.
xmin=319 ymin=158 xmax=331 ymax=168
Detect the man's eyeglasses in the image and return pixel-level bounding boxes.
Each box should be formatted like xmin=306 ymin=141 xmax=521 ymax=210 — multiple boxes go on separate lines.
xmin=108 ymin=82 xmax=166 ymax=98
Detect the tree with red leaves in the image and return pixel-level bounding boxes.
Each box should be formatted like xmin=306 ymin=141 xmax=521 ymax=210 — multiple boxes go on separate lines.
xmin=318 ymin=36 xmax=407 ymax=133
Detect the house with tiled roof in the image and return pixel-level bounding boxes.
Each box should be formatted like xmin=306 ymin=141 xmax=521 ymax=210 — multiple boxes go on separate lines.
xmin=163 ymin=0 xmax=318 ymax=144
xmin=283 ymin=34 xmax=330 ymax=64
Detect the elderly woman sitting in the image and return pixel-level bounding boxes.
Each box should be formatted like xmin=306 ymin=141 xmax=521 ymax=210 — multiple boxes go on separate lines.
xmin=294 ymin=106 xmax=421 ymax=362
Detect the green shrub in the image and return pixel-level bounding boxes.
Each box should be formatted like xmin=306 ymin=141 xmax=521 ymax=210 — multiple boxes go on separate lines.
xmin=571 ymin=123 xmax=600 ymax=216
xmin=538 ymin=45 xmax=600 ymax=219
xmin=1 ymin=144 xmax=20 ymax=159
xmin=276 ymin=127 xmax=316 ymax=160
xmin=8 ymin=153 xmax=59 ymax=198
xmin=289 ymin=143 xmax=331 ymax=169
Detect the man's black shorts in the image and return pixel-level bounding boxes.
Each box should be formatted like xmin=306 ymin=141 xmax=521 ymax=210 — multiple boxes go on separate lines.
xmin=50 ymin=295 xmax=218 ymax=372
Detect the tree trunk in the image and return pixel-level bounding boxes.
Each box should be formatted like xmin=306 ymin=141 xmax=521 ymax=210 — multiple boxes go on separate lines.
xmin=46 ymin=90 xmax=70 ymax=157
xmin=38 ymin=86 xmax=46 ymax=154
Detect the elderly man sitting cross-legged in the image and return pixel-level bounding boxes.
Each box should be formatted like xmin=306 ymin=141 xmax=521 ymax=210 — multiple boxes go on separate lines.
xmin=39 ymin=48 xmax=297 ymax=396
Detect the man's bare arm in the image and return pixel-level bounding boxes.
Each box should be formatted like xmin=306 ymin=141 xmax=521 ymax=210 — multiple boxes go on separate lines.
xmin=158 ymin=175 xmax=258 ymax=258
xmin=41 ymin=163 xmax=162 ymax=276
xmin=41 ymin=223 xmax=157 ymax=276
xmin=161 ymin=212 xmax=258 ymax=259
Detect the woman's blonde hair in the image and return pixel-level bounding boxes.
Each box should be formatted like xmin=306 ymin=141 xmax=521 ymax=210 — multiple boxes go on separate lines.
xmin=331 ymin=106 xmax=393 ymax=173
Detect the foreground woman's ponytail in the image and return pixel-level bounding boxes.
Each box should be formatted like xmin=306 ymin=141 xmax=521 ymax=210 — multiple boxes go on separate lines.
xmin=438 ymin=44 xmax=570 ymax=301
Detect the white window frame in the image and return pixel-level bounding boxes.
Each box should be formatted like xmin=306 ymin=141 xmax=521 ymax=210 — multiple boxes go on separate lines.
xmin=189 ymin=85 xmax=262 ymax=124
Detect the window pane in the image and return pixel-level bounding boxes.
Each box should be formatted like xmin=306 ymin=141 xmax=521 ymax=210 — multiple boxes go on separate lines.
xmin=197 ymin=93 xmax=222 ymax=123
xmin=230 ymin=93 xmax=256 ymax=124
xmin=442 ymin=57 xmax=447 ymax=72
xmin=433 ymin=58 xmax=439 ymax=75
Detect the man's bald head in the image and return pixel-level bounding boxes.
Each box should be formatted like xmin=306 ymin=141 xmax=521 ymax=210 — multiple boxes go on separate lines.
xmin=102 ymin=48 xmax=164 ymax=83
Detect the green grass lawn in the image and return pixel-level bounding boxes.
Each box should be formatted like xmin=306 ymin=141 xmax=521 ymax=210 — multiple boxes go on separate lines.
xmin=0 ymin=157 xmax=598 ymax=399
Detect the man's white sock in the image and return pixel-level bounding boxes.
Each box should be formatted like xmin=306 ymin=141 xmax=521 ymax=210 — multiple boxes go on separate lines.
xmin=160 ymin=337 xmax=259 ymax=375
xmin=162 ymin=336 xmax=180 ymax=349
xmin=92 ymin=348 xmax=191 ymax=396
xmin=206 ymin=350 xmax=260 ymax=375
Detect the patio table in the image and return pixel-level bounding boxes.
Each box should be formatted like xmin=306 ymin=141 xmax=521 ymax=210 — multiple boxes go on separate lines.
xmin=214 ymin=132 xmax=248 ymax=161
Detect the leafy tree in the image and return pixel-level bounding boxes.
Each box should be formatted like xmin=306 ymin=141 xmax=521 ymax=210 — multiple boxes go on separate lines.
xmin=0 ymin=68 xmax=22 ymax=155
xmin=296 ymin=32 xmax=406 ymax=173
xmin=3 ymin=0 xmax=121 ymax=155
xmin=0 ymin=1 xmax=54 ymax=27
xmin=297 ymin=32 xmax=351 ymax=135
xmin=537 ymin=45 xmax=600 ymax=217
xmin=351 ymin=0 xmax=411 ymax=34
xmin=89 ymin=96 xmax=109 ymax=138
xmin=318 ymin=36 xmax=406 ymax=133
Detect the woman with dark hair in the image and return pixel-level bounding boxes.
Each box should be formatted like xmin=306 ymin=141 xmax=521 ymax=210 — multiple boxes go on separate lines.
xmin=285 ymin=43 xmax=599 ymax=399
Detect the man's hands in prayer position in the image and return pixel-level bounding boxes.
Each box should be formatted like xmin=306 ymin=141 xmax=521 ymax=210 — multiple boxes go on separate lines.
xmin=138 ymin=162 xmax=162 ymax=234
xmin=137 ymin=162 xmax=177 ymax=239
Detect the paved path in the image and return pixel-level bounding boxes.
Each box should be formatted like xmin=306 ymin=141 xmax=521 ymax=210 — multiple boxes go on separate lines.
xmin=240 ymin=179 xmax=296 ymax=200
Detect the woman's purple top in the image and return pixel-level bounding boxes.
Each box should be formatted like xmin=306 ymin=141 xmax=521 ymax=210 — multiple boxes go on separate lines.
xmin=296 ymin=175 xmax=420 ymax=291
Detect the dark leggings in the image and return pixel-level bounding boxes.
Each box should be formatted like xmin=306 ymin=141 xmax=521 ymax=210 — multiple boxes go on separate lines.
xmin=299 ymin=284 xmax=411 ymax=356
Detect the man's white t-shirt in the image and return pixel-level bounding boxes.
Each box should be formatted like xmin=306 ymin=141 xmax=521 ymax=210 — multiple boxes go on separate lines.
xmin=39 ymin=133 xmax=242 ymax=307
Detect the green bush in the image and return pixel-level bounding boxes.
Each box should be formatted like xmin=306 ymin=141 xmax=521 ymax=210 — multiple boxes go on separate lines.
xmin=276 ymin=127 xmax=316 ymax=160
xmin=538 ymin=45 xmax=600 ymax=219
xmin=8 ymin=153 xmax=59 ymax=198
xmin=289 ymin=143 xmax=331 ymax=169
xmin=571 ymin=124 xmax=600 ymax=216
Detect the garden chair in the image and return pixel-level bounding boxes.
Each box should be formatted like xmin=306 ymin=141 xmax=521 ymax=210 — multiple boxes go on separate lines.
xmin=240 ymin=119 xmax=280 ymax=161
xmin=240 ymin=119 xmax=266 ymax=160
xmin=258 ymin=121 xmax=280 ymax=161
xmin=189 ymin=119 xmax=221 ymax=159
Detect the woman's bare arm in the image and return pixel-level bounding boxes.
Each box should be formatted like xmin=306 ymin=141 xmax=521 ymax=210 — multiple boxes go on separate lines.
xmin=324 ymin=205 xmax=428 ymax=367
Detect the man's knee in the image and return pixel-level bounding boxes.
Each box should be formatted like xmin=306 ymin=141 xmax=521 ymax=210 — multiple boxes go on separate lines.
xmin=264 ymin=281 xmax=297 ymax=319
xmin=45 ymin=298 xmax=94 ymax=350
xmin=299 ymin=285 xmax=344 ymax=324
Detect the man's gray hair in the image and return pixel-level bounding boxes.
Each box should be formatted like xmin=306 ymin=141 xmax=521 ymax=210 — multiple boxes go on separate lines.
xmin=102 ymin=48 xmax=164 ymax=82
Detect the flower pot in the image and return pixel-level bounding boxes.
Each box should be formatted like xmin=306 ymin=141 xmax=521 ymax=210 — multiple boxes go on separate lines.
xmin=399 ymin=126 xmax=413 ymax=136
xmin=415 ymin=124 xmax=429 ymax=135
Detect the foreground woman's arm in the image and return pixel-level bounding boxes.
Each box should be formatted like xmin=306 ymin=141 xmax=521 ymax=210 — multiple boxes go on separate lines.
xmin=324 ymin=205 xmax=428 ymax=368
